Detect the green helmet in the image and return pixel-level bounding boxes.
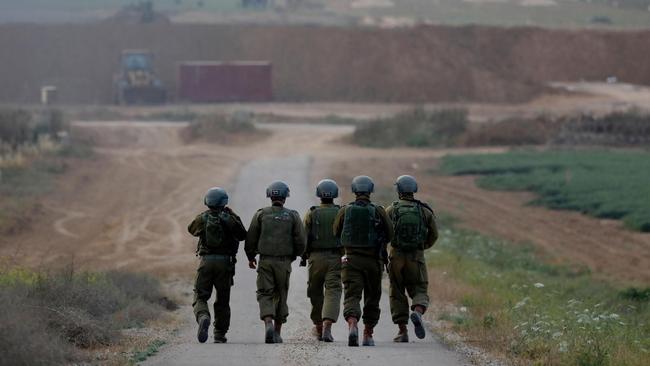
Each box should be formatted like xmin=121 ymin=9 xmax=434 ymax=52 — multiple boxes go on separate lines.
xmin=351 ymin=175 xmax=374 ymax=194
xmin=395 ymin=175 xmax=418 ymax=194
xmin=316 ymin=179 xmax=339 ymax=199
xmin=204 ymin=187 xmax=228 ymax=207
xmin=266 ymin=181 xmax=290 ymax=199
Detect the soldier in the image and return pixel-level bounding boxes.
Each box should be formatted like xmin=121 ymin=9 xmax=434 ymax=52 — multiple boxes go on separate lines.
xmin=188 ymin=187 xmax=247 ymax=344
xmin=333 ymin=175 xmax=394 ymax=347
xmin=245 ymin=181 xmax=306 ymax=344
xmin=300 ymin=179 xmax=343 ymax=342
xmin=386 ymin=175 xmax=438 ymax=342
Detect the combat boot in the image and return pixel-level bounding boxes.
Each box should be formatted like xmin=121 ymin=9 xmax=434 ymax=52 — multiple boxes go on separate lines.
xmin=322 ymin=319 xmax=334 ymax=343
xmin=362 ymin=325 xmax=375 ymax=346
xmin=347 ymin=317 xmax=359 ymax=347
xmin=214 ymin=332 xmax=227 ymax=344
xmin=393 ymin=324 xmax=409 ymax=343
xmin=197 ymin=314 xmax=210 ymax=343
xmin=312 ymin=321 xmax=323 ymax=341
xmin=264 ymin=316 xmax=275 ymax=344
xmin=274 ymin=320 xmax=283 ymax=344
xmin=410 ymin=305 xmax=426 ymax=339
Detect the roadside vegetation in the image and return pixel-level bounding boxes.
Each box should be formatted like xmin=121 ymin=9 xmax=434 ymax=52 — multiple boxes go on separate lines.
xmin=0 ymin=264 xmax=176 ymax=366
xmin=441 ymin=150 xmax=650 ymax=232
xmin=180 ymin=112 xmax=263 ymax=144
xmin=426 ymin=217 xmax=649 ymax=366
xmin=352 ymin=108 xmax=469 ymax=148
xmin=0 ymin=108 xmax=92 ymax=234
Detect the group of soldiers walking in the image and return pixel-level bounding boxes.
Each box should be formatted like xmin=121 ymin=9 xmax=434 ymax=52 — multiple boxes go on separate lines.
xmin=187 ymin=175 xmax=438 ymax=346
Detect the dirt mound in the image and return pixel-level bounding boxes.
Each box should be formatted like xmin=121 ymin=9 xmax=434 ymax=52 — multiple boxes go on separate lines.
xmin=0 ymin=24 xmax=648 ymax=104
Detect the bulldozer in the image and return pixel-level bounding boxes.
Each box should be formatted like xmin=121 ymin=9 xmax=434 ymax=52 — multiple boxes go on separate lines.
xmin=114 ymin=50 xmax=166 ymax=105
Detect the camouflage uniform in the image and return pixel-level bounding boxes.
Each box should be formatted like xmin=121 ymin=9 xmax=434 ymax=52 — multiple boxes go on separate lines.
xmin=386 ymin=198 xmax=438 ymax=325
xmin=303 ymin=203 xmax=344 ymax=325
xmin=245 ymin=204 xmax=306 ymax=323
xmin=188 ymin=207 xmax=247 ymax=337
xmin=333 ymin=195 xmax=394 ymax=328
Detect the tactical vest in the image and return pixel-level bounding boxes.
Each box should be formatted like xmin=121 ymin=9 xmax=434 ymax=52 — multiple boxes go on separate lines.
xmin=309 ymin=205 xmax=341 ymax=250
xmin=202 ymin=211 xmax=227 ymax=251
xmin=258 ymin=207 xmax=295 ymax=256
xmin=341 ymin=202 xmax=378 ymax=248
xmin=391 ymin=200 xmax=427 ymax=251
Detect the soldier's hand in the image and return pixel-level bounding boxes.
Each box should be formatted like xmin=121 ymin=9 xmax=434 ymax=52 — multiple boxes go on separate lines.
xmin=248 ymin=259 xmax=257 ymax=269
xmin=299 ymin=258 xmax=307 ymax=267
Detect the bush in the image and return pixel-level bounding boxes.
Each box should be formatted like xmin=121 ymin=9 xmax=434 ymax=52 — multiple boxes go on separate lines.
xmin=0 ymin=267 xmax=176 ymax=363
xmin=352 ymin=108 xmax=468 ymax=148
xmin=181 ymin=113 xmax=259 ymax=143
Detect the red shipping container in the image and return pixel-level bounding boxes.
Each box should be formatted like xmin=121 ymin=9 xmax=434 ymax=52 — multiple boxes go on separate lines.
xmin=177 ymin=61 xmax=272 ymax=102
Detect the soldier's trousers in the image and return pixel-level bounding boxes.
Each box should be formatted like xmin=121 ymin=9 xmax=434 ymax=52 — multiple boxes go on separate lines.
xmin=341 ymin=254 xmax=383 ymax=327
xmin=307 ymin=251 xmax=342 ymax=324
xmin=388 ymin=250 xmax=429 ymax=324
xmin=193 ymin=255 xmax=235 ymax=334
xmin=256 ymin=257 xmax=292 ymax=323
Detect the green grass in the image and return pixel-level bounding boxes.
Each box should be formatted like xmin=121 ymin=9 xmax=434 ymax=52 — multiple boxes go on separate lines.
xmin=428 ymin=221 xmax=650 ymax=365
xmin=130 ymin=339 xmax=166 ymax=364
xmin=440 ymin=151 xmax=650 ymax=232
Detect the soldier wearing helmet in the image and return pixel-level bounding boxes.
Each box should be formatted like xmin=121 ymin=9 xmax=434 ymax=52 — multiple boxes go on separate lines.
xmin=386 ymin=175 xmax=438 ymax=342
xmin=187 ymin=187 xmax=247 ymax=344
xmin=245 ymin=181 xmax=306 ymax=344
xmin=300 ymin=179 xmax=343 ymax=342
xmin=333 ymin=175 xmax=394 ymax=347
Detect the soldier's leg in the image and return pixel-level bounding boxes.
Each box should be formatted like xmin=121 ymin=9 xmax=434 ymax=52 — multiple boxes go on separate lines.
xmin=405 ymin=255 xmax=430 ymax=312
xmin=193 ymin=258 xmax=214 ymax=322
xmin=389 ymin=254 xmax=410 ymax=325
xmin=342 ymin=258 xmax=363 ymax=321
xmin=213 ymin=262 xmax=232 ymax=338
xmin=307 ymin=255 xmax=327 ymax=324
xmin=322 ymin=254 xmax=342 ymax=322
xmin=275 ymin=259 xmax=292 ymax=324
xmin=361 ymin=257 xmax=382 ymax=328
xmin=256 ymin=259 xmax=277 ymax=320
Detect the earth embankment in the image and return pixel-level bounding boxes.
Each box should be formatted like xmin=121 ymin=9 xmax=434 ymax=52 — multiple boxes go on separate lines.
xmin=0 ymin=24 xmax=648 ymax=104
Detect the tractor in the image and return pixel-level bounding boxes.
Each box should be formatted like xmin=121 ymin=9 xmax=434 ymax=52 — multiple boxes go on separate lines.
xmin=114 ymin=50 xmax=166 ymax=105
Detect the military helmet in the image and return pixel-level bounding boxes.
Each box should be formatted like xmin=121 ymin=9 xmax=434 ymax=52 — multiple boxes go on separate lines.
xmin=266 ymin=180 xmax=290 ymax=199
xmin=395 ymin=175 xmax=418 ymax=194
xmin=351 ymin=175 xmax=375 ymax=194
xmin=316 ymin=179 xmax=339 ymax=199
xmin=204 ymin=187 xmax=229 ymax=207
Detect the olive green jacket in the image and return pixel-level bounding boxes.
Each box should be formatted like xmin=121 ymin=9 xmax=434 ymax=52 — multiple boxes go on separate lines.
xmin=188 ymin=207 xmax=247 ymax=256
xmin=245 ymin=204 xmax=306 ymax=261
xmin=386 ymin=198 xmax=438 ymax=254
xmin=333 ymin=196 xmax=394 ymax=257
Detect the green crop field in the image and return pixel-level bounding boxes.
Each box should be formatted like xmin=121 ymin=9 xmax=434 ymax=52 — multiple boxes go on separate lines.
xmin=441 ymin=151 xmax=650 ymax=232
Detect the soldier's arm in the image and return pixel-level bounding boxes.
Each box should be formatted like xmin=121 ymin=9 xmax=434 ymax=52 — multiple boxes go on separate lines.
xmin=423 ymin=206 xmax=439 ymax=249
xmin=244 ymin=211 xmax=262 ymax=261
xmin=292 ymin=211 xmax=307 ymax=258
xmin=187 ymin=214 xmax=204 ymax=237
xmin=225 ymin=209 xmax=248 ymax=241
xmin=332 ymin=206 xmax=346 ymax=238
xmin=376 ymin=206 xmax=394 ymax=243
xmin=384 ymin=205 xmax=395 ymax=247
xmin=302 ymin=209 xmax=313 ymax=259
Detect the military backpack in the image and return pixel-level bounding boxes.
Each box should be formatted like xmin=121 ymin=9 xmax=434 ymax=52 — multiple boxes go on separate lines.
xmin=258 ymin=207 xmax=296 ymax=256
xmin=202 ymin=211 xmax=227 ymax=251
xmin=341 ymin=202 xmax=378 ymax=248
xmin=309 ymin=205 xmax=341 ymax=249
xmin=391 ymin=200 xmax=427 ymax=251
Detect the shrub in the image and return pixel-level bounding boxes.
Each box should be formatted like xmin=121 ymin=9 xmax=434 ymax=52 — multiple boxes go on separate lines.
xmin=352 ymin=108 xmax=468 ymax=148
xmin=181 ymin=113 xmax=259 ymax=143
